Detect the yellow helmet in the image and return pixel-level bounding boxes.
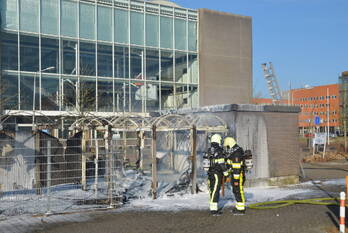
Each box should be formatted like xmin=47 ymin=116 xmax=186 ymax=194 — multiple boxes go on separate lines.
xmin=210 ymin=134 xmax=222 ymax=145
xmin=223 ymin=137 xmax=236 ymax=148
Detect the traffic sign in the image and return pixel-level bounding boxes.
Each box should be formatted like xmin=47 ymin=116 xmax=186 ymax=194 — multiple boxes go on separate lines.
xmin=314 ymin=116 xmax=320 ymax=125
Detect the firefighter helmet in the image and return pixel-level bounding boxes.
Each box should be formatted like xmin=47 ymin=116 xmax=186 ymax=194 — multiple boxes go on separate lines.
xmin=223 ymin=137 xmax=236 ymax=149
xmin=210 ymin=134 xmax=222 ymax=145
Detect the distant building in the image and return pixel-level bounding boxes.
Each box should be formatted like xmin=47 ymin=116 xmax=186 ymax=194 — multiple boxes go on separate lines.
xmin=291 ymin=84 xmax=339 ymax=134
xmin=252 ymin=98 xmax=287 ymax=105
xmin=253 ymin=84 xmax=340 ymax=134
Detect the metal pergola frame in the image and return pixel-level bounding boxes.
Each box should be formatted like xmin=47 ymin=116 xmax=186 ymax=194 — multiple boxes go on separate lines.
xmin=66 ymin=113 xmax=228 ymax=199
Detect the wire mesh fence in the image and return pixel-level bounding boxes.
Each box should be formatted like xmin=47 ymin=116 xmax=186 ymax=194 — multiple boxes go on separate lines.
xmin=0 ymin=114 xmax=228 ymax=216
xmin=0 ymin=135 xmax=123 ymax=216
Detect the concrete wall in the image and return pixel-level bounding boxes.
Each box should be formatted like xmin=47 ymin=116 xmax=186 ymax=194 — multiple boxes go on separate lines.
xmin=198 ymin=9 xmax=252 ymax=106
xmin=263 ymin=112 xmax=300 ymax=177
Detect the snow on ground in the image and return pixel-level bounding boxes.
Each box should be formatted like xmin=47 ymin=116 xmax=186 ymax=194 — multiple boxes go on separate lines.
xmin=0 ymin=177 xmax=345 ymax=233
xmin=125 ymin=178 xmax=345 ymax=212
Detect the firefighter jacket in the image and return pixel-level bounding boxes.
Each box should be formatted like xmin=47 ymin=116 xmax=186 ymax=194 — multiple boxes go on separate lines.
xmin=225 ymin=144 xmax=245 ymax=179
xmin=205 ymin=144 xmax=227 ymax=174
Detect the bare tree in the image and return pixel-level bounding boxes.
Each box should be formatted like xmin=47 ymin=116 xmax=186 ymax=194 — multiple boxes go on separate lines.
xmin=253 ymin=89 xmax=265 ymax=99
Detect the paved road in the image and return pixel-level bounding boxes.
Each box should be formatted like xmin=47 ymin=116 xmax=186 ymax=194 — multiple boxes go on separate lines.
xmin=32 ymin=205 xmax=341 ymax=233
xmin=301 ymin=161 xmax=348 ymax=181
xmin=26 ymin=161 xmax=348 ymax=233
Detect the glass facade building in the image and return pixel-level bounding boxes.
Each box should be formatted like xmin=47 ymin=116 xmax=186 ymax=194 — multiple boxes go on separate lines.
xmin=0 ymin=0 xmax=199 ymax=114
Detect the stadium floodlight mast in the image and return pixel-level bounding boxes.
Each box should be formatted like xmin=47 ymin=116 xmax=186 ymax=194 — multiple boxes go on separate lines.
xmin=32 ymin=66 xmax=55 ymax=130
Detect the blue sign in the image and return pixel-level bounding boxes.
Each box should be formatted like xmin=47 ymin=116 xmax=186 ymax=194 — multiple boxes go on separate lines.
xmin=314 ymin=116 xmax=320 ymax=125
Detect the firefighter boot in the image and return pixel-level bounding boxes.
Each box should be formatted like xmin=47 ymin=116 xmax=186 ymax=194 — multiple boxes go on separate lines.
xmin=232 ymin=208 xmax=245 ymax=215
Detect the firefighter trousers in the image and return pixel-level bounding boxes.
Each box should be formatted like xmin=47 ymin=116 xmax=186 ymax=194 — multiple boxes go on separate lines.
xmin=208 ymin=171 xmax=222 ymax=211
xmin=231 ymin=171 xmax=245 ymax=211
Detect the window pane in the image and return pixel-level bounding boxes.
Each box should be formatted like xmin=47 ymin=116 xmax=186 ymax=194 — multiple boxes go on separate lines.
xmin=131 ymin=81 xmax=144 ymax=112
xmin=161 ymin=83 xmax=174 ymax=110
xmin=175 ymin=84 xmax=189 ymax=108
xmin=188 ymin=21 xmax=197 ymax=51
xmin=20 ymin=75 xmax=34 ymax=110
xmin=41 ymin=75 xmax=59 ymax=110
xmin=115 ymin=81 xmax=127 ymax=112
xmin=62 ymin=40 xmax=77 ymax=75
xmin=175 ymin=19 xmax=187 ymax=50
xmin=188 ymin=54 xmax=198 ymax=83
xmin=175 ymin=52 xmax=187 ymax=83
xmin=41 ymin=37 xmax=59 ymax=73
xmin=41 ymin=0 xmax=58 ymax=35
xmin=97 ymin=6 xmax=112 ymax=42
xmin=80 ymin=42 xmax=96 ymax=76
xmin=80 ymin=3 xmax=95 ymax=40
xmin=98 ymin=79 xmax=113 ymax=112
xmin=20 ymin=35 xmax=39 ymax=72
xmin=1 ymin=32 xmax=18 ymax=71
xmin=146 ymin=14 xmax=159 ymax=47
xmin=0 ymin=0 xmax=18 ymax=30
xmin=62 ymin=77 xmax=77 ymax=111
xmin=160 ymin=16 xmax=173 ymax=49
xmin=146 ymin=49 xmax=159 ymax=81
xmin=146 ymin=82 xmax=159 ymax=112
xmin=97 ymin=44 xmax=112 ymax=77
xmin=114 ymin=46 xmax=129 ymax=79
xmin=1 ymin=73 xmax=18 ymax=110
xmin=161 ymin=51 xmax=173 ymax=82
xmin=189 ymin=85 xmax=198 ymax=107
xmin=114 ymin=9 xmax=128 ymax=44
xmin=130 ymin=12 xmax=144 ymax=45
xmin=80 ymin=78 xmax=96 ymax=111
xmin=20 ymin=0 xmax=39 ymax=32
xmin=61 ymin=0 xmax=77 ymax=37
xmin=130 ymin=48 xmax=143 ymax=80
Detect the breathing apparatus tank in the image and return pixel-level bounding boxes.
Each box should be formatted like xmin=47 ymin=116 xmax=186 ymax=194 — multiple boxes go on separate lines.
xmin=244 ymin=149 xmax=253 ymax=171
xmin=202 ymin=134 xmax=223 ymax=172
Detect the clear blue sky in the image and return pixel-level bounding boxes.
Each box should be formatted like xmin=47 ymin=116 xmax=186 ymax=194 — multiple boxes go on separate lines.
xmin=173 ymin=0 xmax=348 ymax=97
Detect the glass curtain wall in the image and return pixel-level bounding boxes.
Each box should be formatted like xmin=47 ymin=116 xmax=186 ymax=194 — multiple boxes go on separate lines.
xmin=0 ymin=0 xmax=198 ymax=113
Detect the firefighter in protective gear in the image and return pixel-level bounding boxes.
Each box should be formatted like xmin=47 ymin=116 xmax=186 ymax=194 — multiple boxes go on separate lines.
xmin=204 ymin=133 xmax=228 ymax=215
xmin=223 ymin=137 xmax=246 ymax=215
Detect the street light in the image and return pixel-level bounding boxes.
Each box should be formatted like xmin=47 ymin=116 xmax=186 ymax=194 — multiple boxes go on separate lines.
xmin=326 ymin=87 xmax=330 ymax=145
xmin=32 ymin=66 xmax=55 ymax=130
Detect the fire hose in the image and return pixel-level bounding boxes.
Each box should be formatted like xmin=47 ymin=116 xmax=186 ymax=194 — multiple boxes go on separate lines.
xmin=247 ymin=197 xmax=339 ymax=209
xmin=221 ymin=178 xmax=341 ymax=209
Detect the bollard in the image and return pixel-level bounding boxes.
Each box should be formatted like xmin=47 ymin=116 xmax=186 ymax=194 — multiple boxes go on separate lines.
xmin=346 ymin=176 xmax=348 ymax=205
xmin=340 ymin=192 xmax=346 ymax=233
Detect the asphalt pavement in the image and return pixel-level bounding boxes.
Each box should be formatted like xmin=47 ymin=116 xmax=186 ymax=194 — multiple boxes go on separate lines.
xmin=26 ymin=161 xmax=348 ymax=233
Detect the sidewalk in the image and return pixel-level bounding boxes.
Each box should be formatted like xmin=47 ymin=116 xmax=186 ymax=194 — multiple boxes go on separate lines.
xmin=302 ymin=160 xmax=348 ymax=182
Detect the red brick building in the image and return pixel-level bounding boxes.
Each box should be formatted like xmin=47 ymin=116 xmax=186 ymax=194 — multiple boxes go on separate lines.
xmin=291 ymin=84 xmax=339 ymax=133
xmin=253 ymin=84 xmax=340 ymax=134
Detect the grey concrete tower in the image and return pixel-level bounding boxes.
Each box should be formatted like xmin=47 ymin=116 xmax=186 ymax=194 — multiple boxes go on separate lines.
xmin=198 ymin=9 xmax=253 ymax=106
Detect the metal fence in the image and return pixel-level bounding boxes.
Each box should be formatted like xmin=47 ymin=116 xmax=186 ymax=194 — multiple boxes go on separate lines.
xmin=0 ymin=114 xmax=228 ymax=216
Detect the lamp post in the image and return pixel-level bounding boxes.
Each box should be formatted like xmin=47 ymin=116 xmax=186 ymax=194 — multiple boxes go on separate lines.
xmin=32 ymin=66 xmax=55 ymax=130
xmin=132 ymin=51 xmax=145 ymax=113
xmin=327 ymin=87 xmax=330 ymax=145
xmin=140 ymin=51 xmax=145 ymax=113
